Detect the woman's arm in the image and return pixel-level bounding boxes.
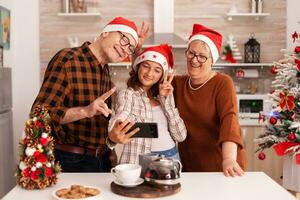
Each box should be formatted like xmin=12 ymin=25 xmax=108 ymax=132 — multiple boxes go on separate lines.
xmin=222 ymin=141 xmax=244 ymax=177
xmin=158 ymin=94 xmax=187 ymax=142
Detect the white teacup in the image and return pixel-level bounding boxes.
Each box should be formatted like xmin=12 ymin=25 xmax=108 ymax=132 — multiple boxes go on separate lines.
xmin=111 ymin=164 xmax=141 ymax=184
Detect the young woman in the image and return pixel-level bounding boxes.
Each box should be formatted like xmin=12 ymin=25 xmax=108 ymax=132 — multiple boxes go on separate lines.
xmin=108 ymin=44 xmax=187 ymax=164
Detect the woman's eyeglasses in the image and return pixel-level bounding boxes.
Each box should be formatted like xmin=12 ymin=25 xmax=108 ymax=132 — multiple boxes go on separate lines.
xmin=185 ymin=49 xmax=210 ymax=64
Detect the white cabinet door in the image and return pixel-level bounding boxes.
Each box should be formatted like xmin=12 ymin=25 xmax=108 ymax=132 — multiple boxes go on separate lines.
xmin=0 ymin=111 xmax=15 ymax=198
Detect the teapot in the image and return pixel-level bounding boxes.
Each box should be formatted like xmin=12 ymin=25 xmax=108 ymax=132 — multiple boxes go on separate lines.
xmin=143 ymin=157 xmax=182 ymax=185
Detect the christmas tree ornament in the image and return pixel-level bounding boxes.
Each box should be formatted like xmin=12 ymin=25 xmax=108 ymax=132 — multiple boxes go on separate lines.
xmin=15 ymin=105 xmax=61 ymax=190
xmin=292 ymin=31 xmax=299 ymax=43
xmin=271 ymin=66 xmax=278 ymax=75
xmin=222 ymin=34 xmax=242 ymax=63
xmin=288 ymin=132 xmax=296 ymax=141
xmin=269 ymin=117 xmax=277 ymax=125
xmin=235 ymin=68 xmax=245 ymax=78
xmin=258 ymin=152 xmax=266 ymax=160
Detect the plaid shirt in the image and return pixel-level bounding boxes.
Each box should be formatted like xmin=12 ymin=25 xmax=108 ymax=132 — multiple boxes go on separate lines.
xmin=108 ymin=87 xmax=187 ymax=164
xmin=32 ymin=42 xmax=113 ymax=149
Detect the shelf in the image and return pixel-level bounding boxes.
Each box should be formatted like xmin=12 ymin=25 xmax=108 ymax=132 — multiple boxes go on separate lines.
xmin=108 ymin=62 xmax=132 ymax=68
xmin=57 ymin=12 xmax=101 ymax=17
xmin=108 ymin=62 xmax=273 ymax=68
xmin=226 ymin=13 xmax=270 ymax=21
xmin=213 ymin=63 xmax=273 ymax=67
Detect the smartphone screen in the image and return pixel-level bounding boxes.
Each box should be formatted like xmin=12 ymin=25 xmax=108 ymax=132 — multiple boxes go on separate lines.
xmin=128 ymin=122 xmax=158 ymax=138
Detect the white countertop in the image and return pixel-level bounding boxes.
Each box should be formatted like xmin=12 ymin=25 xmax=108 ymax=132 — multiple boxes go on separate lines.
xmin=2 ymin=172 xmax=296 ymax=200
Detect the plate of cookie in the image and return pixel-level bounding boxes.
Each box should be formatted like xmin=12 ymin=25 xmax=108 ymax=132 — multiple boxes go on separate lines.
xmin=52 ymin=184 xmax=101 ymax=200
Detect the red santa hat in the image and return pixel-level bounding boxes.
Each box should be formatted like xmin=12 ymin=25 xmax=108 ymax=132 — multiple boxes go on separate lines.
xmin=102 ymin=16 xmax=139 ymax=44
xmin=188 ymin=24 xmax=222 ymax=63
xmin=133 ymin=44 xmax=174 ymax=74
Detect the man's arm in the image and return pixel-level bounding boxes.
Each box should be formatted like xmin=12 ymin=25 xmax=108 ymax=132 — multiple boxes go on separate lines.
xmin=60 ymin=87 xmax=116 ymax=124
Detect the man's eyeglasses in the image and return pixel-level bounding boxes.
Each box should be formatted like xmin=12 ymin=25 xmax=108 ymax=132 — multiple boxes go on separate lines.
xmin=185 ymin=49 xmax=210 ymax=64
xmin=118 ymin=31 xmax=135 ymax=55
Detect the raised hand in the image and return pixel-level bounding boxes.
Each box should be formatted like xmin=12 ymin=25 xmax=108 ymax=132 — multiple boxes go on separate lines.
xmin=84 ymin=87 xmax=116 ymax=118
xmin=136 ymin=22 xmax=150 ymax=53
xmin=159 ymin=72 xmax=175 ymax=97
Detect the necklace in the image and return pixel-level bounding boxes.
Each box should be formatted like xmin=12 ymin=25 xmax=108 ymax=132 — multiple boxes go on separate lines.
xmin=188 ymin=71 xmax=215 ymax=91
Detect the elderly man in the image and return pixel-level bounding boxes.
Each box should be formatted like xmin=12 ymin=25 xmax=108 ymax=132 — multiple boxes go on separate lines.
xmin=32 ymin=17 xmax=148 ymax=172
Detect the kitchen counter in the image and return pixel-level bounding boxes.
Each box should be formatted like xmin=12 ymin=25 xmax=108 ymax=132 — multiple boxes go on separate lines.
xmin=2 ymin=172 xmax=296 ymax=200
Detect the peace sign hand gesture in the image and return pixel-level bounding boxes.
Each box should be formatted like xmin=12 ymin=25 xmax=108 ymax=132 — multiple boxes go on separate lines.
xmin=84 ymin=87 xmax=116 ymax=118
xmin=159 ymin=73 xmax=175 ymax=97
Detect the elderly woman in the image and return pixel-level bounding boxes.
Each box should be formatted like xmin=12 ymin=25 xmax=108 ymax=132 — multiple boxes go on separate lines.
xmin=172 ymin=24 xmax=246 ymax=176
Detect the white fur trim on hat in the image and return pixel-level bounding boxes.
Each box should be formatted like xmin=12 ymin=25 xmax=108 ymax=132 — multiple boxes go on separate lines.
xmin=188 ymin=35 xmax=219 ymax=63
xmin=133 ymin=51 xmax=169 ymax=73
xmin=102 ymin=24 xmax=138 ymax=44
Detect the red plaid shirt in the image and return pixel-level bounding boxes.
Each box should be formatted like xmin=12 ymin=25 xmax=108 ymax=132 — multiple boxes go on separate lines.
xmin=32 ymin=42 xmax=113 ymax=149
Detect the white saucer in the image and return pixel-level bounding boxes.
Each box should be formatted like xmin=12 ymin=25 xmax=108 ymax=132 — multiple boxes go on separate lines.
xmin=113 ymin=178 xmax=144 ymax=187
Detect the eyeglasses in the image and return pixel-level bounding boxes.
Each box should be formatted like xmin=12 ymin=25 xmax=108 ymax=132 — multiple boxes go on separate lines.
xmin=118 ymin=31 xmax=135 ymax=55
xmin=185 ymin=49 xmax=210 ymax=64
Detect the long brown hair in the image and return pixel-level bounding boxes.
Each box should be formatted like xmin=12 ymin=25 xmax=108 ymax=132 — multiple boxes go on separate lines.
xmin=127 ymin=64 xmax=163 ymax=98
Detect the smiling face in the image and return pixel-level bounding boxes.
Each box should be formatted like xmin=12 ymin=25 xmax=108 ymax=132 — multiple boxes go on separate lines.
xmin=100 ymin=31 xmax=137 ymax=63
xmin=137 ymin=60 xmax=164 ymax=91
xmin=186 ymin=40 xmax=213 ymax=79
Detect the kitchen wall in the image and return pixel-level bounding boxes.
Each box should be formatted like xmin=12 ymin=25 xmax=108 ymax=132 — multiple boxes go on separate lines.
xmin=39 ymin=0 xmax=286 ymax=88
xmin=0 ymin=0 xmax=40 ymax=196
xmin=0 ymin=0 xmax=40 ymax=161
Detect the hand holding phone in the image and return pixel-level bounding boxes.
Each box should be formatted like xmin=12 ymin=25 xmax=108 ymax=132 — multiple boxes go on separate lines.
xmin=128 ymin=122 xmax=158 ymax=138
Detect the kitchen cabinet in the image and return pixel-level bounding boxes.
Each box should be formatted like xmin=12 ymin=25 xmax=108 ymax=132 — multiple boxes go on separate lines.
xmin=242 ymin=126 xmax=283 ymax=183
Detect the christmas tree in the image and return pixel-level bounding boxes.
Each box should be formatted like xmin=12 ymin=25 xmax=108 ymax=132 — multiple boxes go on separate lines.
xmin=255 ymin=46 xmax=300 ymax=164
xmin=15 ymin=105 xmax=61 ymax=189
xmin=222 ymin=34 xmax=242 ymax=63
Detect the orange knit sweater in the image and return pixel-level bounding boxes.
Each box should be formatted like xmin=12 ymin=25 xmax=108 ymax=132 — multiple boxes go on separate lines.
xmin=173 ymin=73 xmax=246 ymax=172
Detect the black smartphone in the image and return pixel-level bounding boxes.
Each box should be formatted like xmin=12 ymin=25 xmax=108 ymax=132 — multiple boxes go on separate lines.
xmin=128 ymin=122 xmax=158 ymax=138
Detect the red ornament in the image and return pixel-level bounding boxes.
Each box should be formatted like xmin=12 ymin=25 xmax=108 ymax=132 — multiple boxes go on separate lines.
xmin=288 ymin=132 xmax=296 ymax=141
xmin=269 ymin=89 xmax=275 ymax=94
xmin=37 ymin=154 xmax=47 ymax=163
xmin=271 ymin=66 xmax=278 ymax=75
xmin=33 ymin=151 xmax=40 ymax=159
xmin=34 ymin=120 xmax=44 ymax=128
xmin=235 ymin=68 xmax=245 ymax=78
xmin=295 ymin=46 xmax=300 ymax=54
xmin=269 ymin=117 xmax=277 ymax=125
xmin=258 ymin=152 xmax=266 ymax=160
xmin=22 ymin=167 xmax=31 ymax=177
xmin=39 ymin=137 xmax=48 ymax=146
xmin=292 ymin=31 xmax=299 ymax=43
xmin=30 ymin=169 xmax=40 ymax=180
xmin=45 ymin=167 xmax=53 ymax=177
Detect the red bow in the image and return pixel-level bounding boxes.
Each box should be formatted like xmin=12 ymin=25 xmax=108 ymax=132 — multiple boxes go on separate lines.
xmin=279 ymin=92 xmax=295 ymax=111
xmin=292 ymin=31 xmax=299 ymax=43
xmin=273 ymin=142 xmax=300 ymax=164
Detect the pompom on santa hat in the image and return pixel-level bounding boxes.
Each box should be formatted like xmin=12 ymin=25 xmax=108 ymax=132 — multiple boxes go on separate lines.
xmin=133 ymin=44 xmax=174 ymax=75
xmin=102 ymin=16 xmax=139 ymax=44
xmin=188 ymin=24 xmax=222 ymax=63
